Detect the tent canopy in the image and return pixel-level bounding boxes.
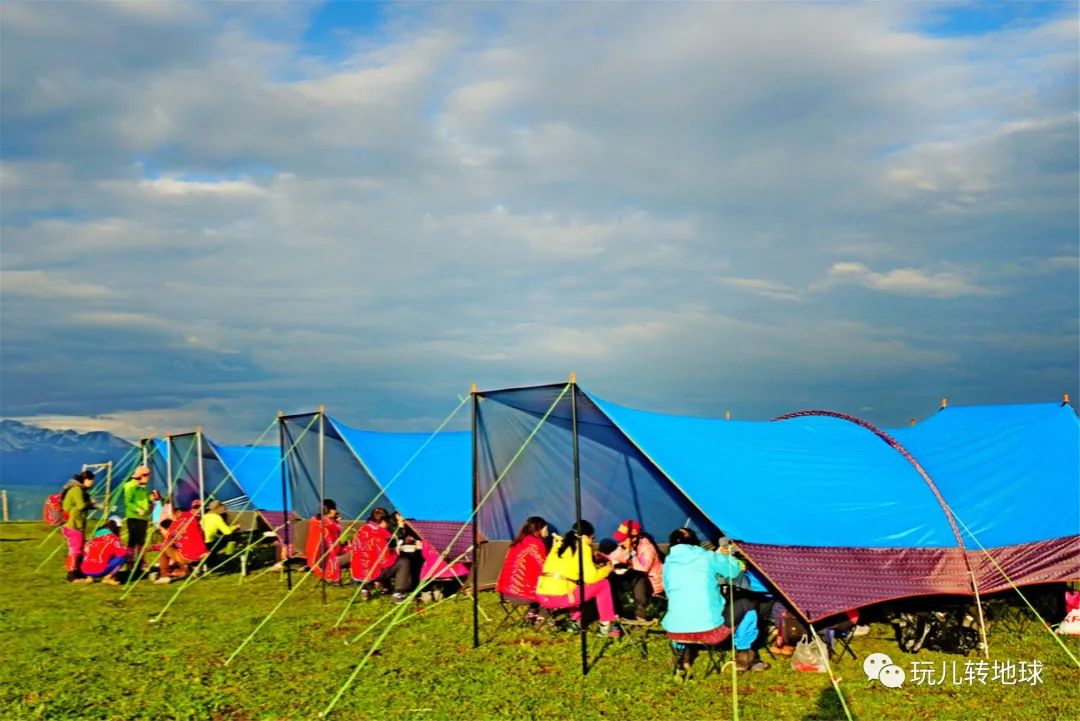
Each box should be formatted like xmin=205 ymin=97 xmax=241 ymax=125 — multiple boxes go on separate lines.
xmin=474 ymin=383 xmax=1080 ymax=620
xmin=282 ymin=412 xmax=471 ymax=523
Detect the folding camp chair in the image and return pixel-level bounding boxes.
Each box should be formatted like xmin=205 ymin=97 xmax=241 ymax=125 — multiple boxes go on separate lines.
xmin=613 ymin=617 xmax=663 ymax=659
xmin=668 ymin=635 xmax=729 ymax=681
xmin=494 ymin=594 xmax=536 ymax=634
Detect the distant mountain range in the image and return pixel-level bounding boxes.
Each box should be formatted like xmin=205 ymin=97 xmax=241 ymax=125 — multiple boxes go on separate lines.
xmin=0 ymin=419 xmax=135 ymax=519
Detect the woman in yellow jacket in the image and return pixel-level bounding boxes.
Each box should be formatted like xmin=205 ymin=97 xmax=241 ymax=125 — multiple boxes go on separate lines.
xmin=535 ymin=521 xmax=621 ymax=637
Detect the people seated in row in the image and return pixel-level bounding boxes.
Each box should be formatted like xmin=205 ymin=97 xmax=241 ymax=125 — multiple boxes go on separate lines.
xmin=79 ymin=516 xmax=131 ymax=586
xmin=535 ymin=521 xmax=621 ymax=638
xmin=662 ymin=527 xmax=767 ymax=672
xmin=348 ymin=507 xmax=413 ymax=601
xmin=606 ymin=518 xmax=664 ymax=620
xmin=496 ymin=516 xmax=550 ymax=624
xmin=154 ymin=503 xmax=208 ymax=584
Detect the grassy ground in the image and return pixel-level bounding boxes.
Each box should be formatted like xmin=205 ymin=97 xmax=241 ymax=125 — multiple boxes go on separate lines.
xmin=1 ymin=522 xmax=1077 ymax=721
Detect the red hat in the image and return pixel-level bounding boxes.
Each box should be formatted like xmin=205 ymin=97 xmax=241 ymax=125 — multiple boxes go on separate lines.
xmin=613 ymin=519 xmax=641 ymax=542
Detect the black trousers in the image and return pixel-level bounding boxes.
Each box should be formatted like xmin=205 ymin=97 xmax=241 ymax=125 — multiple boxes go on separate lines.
xmin=610 ymin=569 xmax=652 ymax=619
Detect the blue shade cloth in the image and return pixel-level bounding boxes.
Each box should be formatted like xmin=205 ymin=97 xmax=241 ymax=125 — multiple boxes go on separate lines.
xmin=164 ymin=433 xmax=249 ymax=511
xmin=282 ymin=413 xmax=386 ymax=520
xmin=209 ymin=442 xmax=285 ymax=513
xmin=891 ymin=403 xmax=1080 ymax=548
xmin=475 ymin=385 xmax=716 ymax=542
xmin=144 ymin=439 xmax=170 ymax=498
xmin=590 ymin=394 xmax=959 ymax=548
xmin=329 ymin=417 xmax=471 ymax=522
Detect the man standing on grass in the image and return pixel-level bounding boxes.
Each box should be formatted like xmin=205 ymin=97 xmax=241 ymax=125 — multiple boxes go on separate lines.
xmin=122 ymin=465 xmax=152 ymax=572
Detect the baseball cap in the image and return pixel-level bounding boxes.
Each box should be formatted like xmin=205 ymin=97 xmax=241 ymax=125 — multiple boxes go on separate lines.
xmin=613 ymin=519 xmax=642 ymax=542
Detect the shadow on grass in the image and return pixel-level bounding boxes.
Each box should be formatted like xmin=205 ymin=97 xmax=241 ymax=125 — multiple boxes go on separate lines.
xmin=803 ymin=685 xmax=857 ymax=721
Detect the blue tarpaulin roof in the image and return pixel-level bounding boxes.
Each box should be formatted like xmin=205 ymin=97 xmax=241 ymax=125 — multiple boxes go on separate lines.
xmin=329 ymin=417 xmax=472 ymax=522
xmin=591 ymin=395 xmax=960 ymax=548
xmin=891 ymin=403 xmax=1080 ymax=548
xmin=211 ymin=442 xmax=286 ymax=512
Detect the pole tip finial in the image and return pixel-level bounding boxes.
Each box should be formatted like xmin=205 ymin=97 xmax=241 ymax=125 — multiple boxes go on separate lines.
xmin=569 ymin=371 xmax=576 ymax=384
xmin=724 ymin=410 xmax=732 ymax=421
xmin=277 ymin=410 xmax=284 ymax=418
xmin=195 ymin=425 xmax=202 ymax=433
xmin=319 ymin=404 xmax=325 ymax=413
xmin=470 ymin=383 xmax=478 ymax=394
xmin=1064 ymin=393 xmax=1070 ymax=404
xmin=940 ymin=397 xmax=948 ymax=409
xmin=909 ymin=418 xmax=917 ymax=427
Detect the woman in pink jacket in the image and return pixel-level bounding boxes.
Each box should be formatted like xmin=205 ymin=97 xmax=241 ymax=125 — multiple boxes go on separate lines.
xmin=607 ymin=519 xmax=664 ymax=620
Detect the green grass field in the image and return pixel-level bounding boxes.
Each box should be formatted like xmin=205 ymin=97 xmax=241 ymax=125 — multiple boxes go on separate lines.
xmin=2 ymin=522 xmax=1077 ymax=721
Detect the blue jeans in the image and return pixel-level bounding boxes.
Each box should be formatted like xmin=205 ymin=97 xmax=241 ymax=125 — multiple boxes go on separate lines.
xmin=85 ymin=555 xmax=127 ymax=578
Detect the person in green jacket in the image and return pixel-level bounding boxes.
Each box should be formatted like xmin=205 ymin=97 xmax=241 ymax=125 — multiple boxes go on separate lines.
xmin=62 ymin=471 xmax=96 ymax=582
xmin=122 ymin=465 xmax=152 ymax=570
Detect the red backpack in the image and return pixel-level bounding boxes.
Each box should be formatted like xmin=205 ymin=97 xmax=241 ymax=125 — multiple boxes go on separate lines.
xmin=43 ymin=491 xmax=68 ymax=526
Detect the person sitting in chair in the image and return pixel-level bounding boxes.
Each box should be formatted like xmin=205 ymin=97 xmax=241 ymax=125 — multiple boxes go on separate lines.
xmin=201 ymin=500 xmax=239 ymax=566
xmin=154 ymin=504 xmax=208 ymax=583
xmin=606 ymin=518 xmax=664 ymax=620
xmin=348 ymin=507 xmax=412 ymax=602
xmin=662 ymin=528 xmax=767 ymax=673
xmin=496 ymin=516 xmax=549 ymax=624
xmin=535 ymin=520 xmax=621 ymax=638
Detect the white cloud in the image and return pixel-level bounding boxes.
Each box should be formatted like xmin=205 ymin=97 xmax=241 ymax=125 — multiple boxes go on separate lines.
xmin=1 ymin=270 xmax=116 ymax=300
xmin=826 ymin=262 xmax=993 ymax=298
xmin=138 ymin=175 xmax=268 ymax=197
xmin=720 ymin=277 xmax=801 ymax=302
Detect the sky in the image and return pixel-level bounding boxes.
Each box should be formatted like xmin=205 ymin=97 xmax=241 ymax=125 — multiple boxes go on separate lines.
xmin=1 ymin=1 xmax=1077 ymax=443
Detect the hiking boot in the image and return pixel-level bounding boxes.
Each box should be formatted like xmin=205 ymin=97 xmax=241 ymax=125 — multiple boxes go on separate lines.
xmin=72 ymin=577 xmax=94 ymax=584
xmin=360 ymin=588 xmax=371 ymax=601
xmin=735 ymin=650 xmax=769 ymax=672
xmin=101 ymin=576 xmax=121 ymax=586
xmin=392 ymin=592 xmax=407 ymax=603
xmin=419 ymin=591 xmax=433 ymax=603
xmin=597 ymin=622 xmax=622 ymax=638
xmin=153 ymin=576 xmax=173 ymax=585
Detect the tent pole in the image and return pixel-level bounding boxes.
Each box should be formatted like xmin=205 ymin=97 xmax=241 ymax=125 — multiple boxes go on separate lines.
xmin=196 ymin=426 xmax=205 ymax=510
xmin=280 ymin=413 xmax=292 ymax=590
xmin=471 ymin=384 xmax=480 ymax=649
xmin=970 ymin=571 xmax=990 ymax=658
xmin=570 ymin=373 xmax=587 ymax=676
xmin=319 ymin=406 xmax=327 ymax=604
xmin=166 ymin=436 xmax=173 ymax=502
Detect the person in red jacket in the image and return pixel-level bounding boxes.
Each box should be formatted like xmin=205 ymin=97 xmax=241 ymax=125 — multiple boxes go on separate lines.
xmin=80 ymin=517 xmax=131 ymax=586
xmin=154 ymin=504 xmax=209 ymax=583
xmin=348 ymin=507 xmax=412 ymax=601
xmin=496 ymin=516 xmax=549 ymax=624
xmin=306 ymin=499 xmax=346 ymax=583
